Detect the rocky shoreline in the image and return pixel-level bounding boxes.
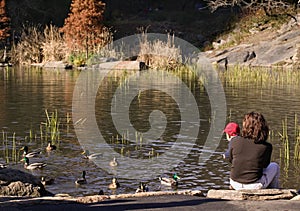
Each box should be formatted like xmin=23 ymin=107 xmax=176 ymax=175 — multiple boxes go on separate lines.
xmin=0 ymin=190 xmax=300 ymax=211
xmin=1 ymin=166 xmax=300 ymax=210
xmin=206 ymin=13 xmax=300 ymax=69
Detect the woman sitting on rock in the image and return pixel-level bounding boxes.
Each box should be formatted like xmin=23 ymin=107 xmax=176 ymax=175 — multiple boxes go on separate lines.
xmin=229 ymin=111 xmax=280 ymax=190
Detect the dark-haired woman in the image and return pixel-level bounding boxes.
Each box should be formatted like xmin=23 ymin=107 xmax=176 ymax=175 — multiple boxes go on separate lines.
xmin=229 ymin=112 xmax=280 ymax=190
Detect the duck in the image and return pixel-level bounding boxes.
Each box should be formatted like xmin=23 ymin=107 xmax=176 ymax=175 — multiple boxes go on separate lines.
xmin=159 ymin=173 xmax=180 ymax=186
xmin=75 ymin=171 xmax=87 ymax=185
xmin=23 ymin=157 xmax=47 ymax=170
xmin=135 ymin=182 xmax=149 ymax=193
xmin=0 ymin=163 xmax=7 ymax=168
xmin=98 ymin=190 xmax=105 ymax=195
xmin=20 ymin=146 xmax=42 ymax=158
xmin=41 ymin=176 xmax=55 ymax=186
xmin=108 ymin=177 xmax=120 ymax=189
xmin=46 ymin=141 xmax=57 ymax=151
xmin=109 ymin=157 xmax=119 ymax=167
xmin=81 ymin=150 xmax=102 ymax=159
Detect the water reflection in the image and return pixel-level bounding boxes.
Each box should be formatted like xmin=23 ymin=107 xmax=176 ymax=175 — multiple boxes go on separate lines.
xmin=0 ymin=67 xmax=300 ymax=196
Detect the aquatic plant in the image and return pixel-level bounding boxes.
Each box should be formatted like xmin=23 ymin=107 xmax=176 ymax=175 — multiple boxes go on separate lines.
xmin=218 ymin=66 xmax=300 ymax=87
xmin=43 ymin=109 xmax=60 ymax=142
xmin=294 ymin=114 xmax=300 ymax=161
xmin=1 ymin=131 xmax=19 ymax=164
xmin=278 ymin=116 xmax=289 ymax=160
xmin=278 ymin=114 xmax=300 ymax=161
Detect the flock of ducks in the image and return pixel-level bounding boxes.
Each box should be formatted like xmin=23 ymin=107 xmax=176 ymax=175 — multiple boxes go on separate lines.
xmin=18 ymin=143 xmax=181 ymax=194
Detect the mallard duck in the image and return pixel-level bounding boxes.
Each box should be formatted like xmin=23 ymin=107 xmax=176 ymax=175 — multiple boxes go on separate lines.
xmin=81 ymin=150 xmax=102 ymax=159
xmin=23 ymin=157 xmax=47 ymax=170
xmin=46 ymin=142 xmax=57 ymax=151
xmin=159 ymin=173 xmax=180 ymax=186
xmin=75 ymin=171 xmax=87 ymax=185
xmin=20 ymin=146 xmax=42 ymax=158
xmin=0 ymin=163 xmax=7 ymax=168
xmin=109 ymin=157 xmax=119 ymax=167
xmin=41 ymin=176 xmax=55 ymax=186
xmin=135 ymin=182 xmax=149 ymax=193
xmin=108 ymin=177 xmax=120 ymax=189
xmin=98 ymin=190 xmax=104 ymax=195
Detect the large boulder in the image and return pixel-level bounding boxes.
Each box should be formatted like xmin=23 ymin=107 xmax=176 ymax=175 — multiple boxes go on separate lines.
xmin=0 ymin=167 xmax=53 ymax=197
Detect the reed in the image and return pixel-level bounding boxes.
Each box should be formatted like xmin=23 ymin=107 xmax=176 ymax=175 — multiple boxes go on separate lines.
xmin=277 ymin=114 xmax=300 ymax=161
xmin=295 ymin=128 xmax=300 ymax=160
xmin=291 ymin=113 xmax=300 ymax=160
xmin=138 ymin=32 xmax=182 ymax=70
xmin=40 ymin=109 xmax=60 ymax=145
xmin=278 ymin=116 xmax=290 ymax=160
xmin=12 ymin=133 xmax=16 ymax=163
xmin=218 ymin=66 xmax=300 ymax=86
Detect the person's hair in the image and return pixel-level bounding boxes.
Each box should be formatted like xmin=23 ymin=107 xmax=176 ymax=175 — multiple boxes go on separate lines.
xmin=242 ymin=112 xmax=269 ymax=143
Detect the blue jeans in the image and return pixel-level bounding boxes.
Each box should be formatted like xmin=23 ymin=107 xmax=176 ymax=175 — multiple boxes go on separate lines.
xmin=230 ymin=162 xmax=280 ymax=190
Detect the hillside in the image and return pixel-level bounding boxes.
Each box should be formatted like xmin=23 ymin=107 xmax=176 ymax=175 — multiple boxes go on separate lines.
xmin=205 ymin=10 xmax=300 ymax=68
xmin=3 ymin=1 xmax=300 ymax=67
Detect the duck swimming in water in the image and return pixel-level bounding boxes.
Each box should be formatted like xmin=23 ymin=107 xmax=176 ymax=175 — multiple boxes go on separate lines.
xmin=41 ymin=176 xmax=55 ymax=186
xmin=23 ymin=157 xmax=47 ymax=170
xmin=81 ymin=150 xmax=102 ymax=159
xmin=109 ymin=157 xmax=119 ymax=167
xmin=75 ymin=171 xmax=87 ymax=185
xmin=159 ymin=173 xmax=180 ymax=186
xmin=20 ymin=146 xmax=42 ymax=158
xmin=108 ymin=177 xmax=120 ymax=189
xmin=135 ymin=182 xmax=149 ymax=193
xmin=46 ymin=142 xmax=57 ymax=151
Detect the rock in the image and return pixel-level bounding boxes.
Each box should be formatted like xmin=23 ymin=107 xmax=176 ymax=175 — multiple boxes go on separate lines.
xmin=0 ymin=181 xmax=40 ymax=197
xmin=290 ymin=195 xmax=300 ymax=200
xmin=43 ymin=61 xmax=72 ymax=69
xmin=76 ymin=195 xmax=110 ymax=203
xmin=207 ymin=189 xmax=297 ymax=200
xmin=206 ymin=15 xmax=300 ymax=67
xmin=97 ymin=61 xmax=141 ymax=70
xmin=0 ymin=167 xmax=53 ymax=197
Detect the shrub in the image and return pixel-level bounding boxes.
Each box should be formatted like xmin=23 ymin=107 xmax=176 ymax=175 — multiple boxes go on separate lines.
xmin=11 ymin=25 xmax=66 ymax=65
xmin=138 ymin=32 xmax=182 ymax=70
xmin=10 ymin=25 xmax=44 ymax=65
xmin=60 ymin=0 xmax=111 ymax=59
xmin=42 ymin=25 xmax=67 ymax=62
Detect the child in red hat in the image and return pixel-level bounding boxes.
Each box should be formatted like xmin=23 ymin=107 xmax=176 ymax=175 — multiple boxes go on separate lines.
xmin=222 ymin=122 xmax=240 ymax=159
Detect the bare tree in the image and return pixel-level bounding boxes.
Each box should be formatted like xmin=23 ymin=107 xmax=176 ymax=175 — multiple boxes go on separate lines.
xmin=205 ymin=0 xmax=293 ymax=15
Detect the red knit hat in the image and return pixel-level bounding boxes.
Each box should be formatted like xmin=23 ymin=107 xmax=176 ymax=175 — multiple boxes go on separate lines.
xmin=223 ymin=122 xmax=240 ymax=136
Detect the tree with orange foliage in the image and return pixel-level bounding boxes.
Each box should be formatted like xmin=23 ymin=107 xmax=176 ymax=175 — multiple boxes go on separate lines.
xmin=0 ymin=0 xmax=10 ymax=45
xmin=60 ymin=0 xmax=107 ymax=59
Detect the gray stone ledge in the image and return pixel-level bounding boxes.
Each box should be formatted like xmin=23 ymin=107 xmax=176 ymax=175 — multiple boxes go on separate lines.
xmin=207 ymin=189 xmax=297 ymax=200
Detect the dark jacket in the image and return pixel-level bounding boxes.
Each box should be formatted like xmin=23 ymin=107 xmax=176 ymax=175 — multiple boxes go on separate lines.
xmin=229 ymin=136 xmax=272 ymax=184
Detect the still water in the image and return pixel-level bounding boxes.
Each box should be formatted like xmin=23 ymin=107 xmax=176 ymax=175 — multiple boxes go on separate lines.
xmin=0 ymin=67 xmax=299 ymax=196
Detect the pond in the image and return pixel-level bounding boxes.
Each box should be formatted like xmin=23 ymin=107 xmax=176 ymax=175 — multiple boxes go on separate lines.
xmin=0 ymin=66 xmax=299 ymax=196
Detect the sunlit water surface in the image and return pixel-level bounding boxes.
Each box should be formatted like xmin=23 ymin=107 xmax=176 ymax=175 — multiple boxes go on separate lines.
xmin=0 ymin=67 xmax=299 ymax=196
